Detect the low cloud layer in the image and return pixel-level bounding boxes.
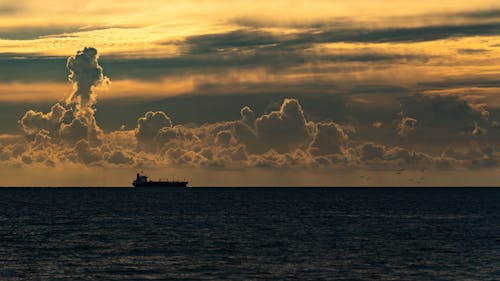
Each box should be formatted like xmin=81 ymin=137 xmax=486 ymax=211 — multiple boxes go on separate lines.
xmin=0 ymin=47 xmax=499 ymax=172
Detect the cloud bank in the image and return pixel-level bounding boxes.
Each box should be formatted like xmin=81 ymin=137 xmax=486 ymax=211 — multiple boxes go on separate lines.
xmin=0 ymin=47 xmax=499 ymax=172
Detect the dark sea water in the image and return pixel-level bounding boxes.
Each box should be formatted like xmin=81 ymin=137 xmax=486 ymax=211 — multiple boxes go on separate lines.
xmin=0 ymin=188 xmax=499 ymax=280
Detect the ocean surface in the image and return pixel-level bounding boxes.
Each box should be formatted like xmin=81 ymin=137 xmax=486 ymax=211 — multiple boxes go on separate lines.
xmin=0 ymin=187 xmax=499 ymax=280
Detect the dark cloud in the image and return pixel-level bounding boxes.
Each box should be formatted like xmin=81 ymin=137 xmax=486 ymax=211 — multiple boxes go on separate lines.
xmin=11 ymin=48 xmax=108 ymax=146
xmin=18 ymin=103 xmax=67 ymax=137
xmin=442 ymin=145 xmax=498 ymax=168
xmin=129 ymin=98 xmax=347 ymax=167
xmin=66 ymin=47 xmax=108 ymax=106
xmin=254 ymin=99 xmax=314 ymax=152
xmin=214 ymin=23 xmax=500 ymax=45
xmin=310 ymin=122 xmax=347 ymax=156
xmin=389 ymin=93 xmax=497 ymax=154
xmin=454 ymin=9 xmax=500 ymax=20
xmin=229 ymin=17 xmax=345 ymax=29
xmin=6 ymin=47 xmax=500 ymax=170
xmin=240 ymin=106 xmax=256 ymax=125
xmin=135 ymin=111 xmax=173 ymax=150
xmin=0 ymin=93 xmax=348 ymax=134
xmin=399 ymin=93 xmax=488 ymax=128
xmin=0 ymin=50 xmax=431 ymax=83
xmin=457 ymin=48 xmax=491 ymax=55
xmin=184 ymin=30 xmax=280 ymax=54
xmin=101 ymin=51 xmax=430 ymax=80
xmin=418 ymin=77 xmax=500 ymax=90
xmin=1 ymin=12 xmax=497 ymax=89
xmin=6 ymin=94 xmax=500 ymax=170
xmin=234 ymin=98 xmax=316 ymax=154
xmin=359 ymin=143 xmax=385 ymax=161
xmin=215 ymin=130 xmax=232 ymax=147
xmin=59 ymin=116 xmax=102 ymax=146
xmin=181 ymin=29 xmax=437 ymax=65
xmin=302 ymin=22 xmax=500 ymax=43
xmin=0 ymin=56 xmax=67 ymax=82
xmin=17 ymin=47 xmax=108 ymax=164
xmin=156 ymin=125 xmax=199 ymax=147
xmin=356 ymin=142 xmax=455 ymax=169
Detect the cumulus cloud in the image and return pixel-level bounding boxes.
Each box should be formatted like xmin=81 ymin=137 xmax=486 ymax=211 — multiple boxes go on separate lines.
xmin=443 ymin=145 xmax=498 ymax=168
xmin=399 ymin=93 xmax=488 ymax=133
xmin=59 ymin=116 xmax=102 ymax=146
xmin=135 ymin=111 xmax=173 ymax=150
xmin=66 ymin=47 xmax=109 ymax=107
xmin=234 ymin=98 xmax=316 ymax=154
xmin=256 ymin=99 xmax=314 ymax=152
xmin=356 ymin=142 xmax=455 ymax=168
xmin=240 ymin=106 xmax=256 ymax=125
xmin=310 ymin=122 xmax=347 ymax=156
xmin=391 ymin=93 xmax=500 ymax=154
xmin=359 ymin=143 xmax=385 ymax=161
xmin=16 ymin=47 xmax=109 ymax=166
xmin=125 ymin=98 xmax=340 ymax=168
xmin=7 ymin=48 xmax=500 ymax=171
xmin=19 ymin=47 xmax=107 ymax=147
xmin=215 ymin=130 xmax=232 ymax=147
xmin=19 ymin=103 xmax=67 ymax=137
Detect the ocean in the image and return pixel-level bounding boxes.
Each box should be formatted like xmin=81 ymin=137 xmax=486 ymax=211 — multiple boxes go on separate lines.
xmin=0 ymin=187 xmax=498 ymax=280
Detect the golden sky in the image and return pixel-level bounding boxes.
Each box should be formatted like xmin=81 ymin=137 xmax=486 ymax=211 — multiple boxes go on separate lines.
xmin=1 ymin=1 xmax=500 ymax=186
xmin=2 ymin=0 xmax=500 ymax=55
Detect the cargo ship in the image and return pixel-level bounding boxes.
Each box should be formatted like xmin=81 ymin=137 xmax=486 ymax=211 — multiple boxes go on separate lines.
xmin=132 ymin=173 xmax=188 ymax=188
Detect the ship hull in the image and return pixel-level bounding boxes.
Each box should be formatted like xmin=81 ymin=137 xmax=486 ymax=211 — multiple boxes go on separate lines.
xmin=133 ymin=181 xmax=188 ymax=188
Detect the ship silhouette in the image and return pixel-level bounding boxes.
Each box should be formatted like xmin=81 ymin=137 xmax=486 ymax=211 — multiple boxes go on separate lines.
xmin=132 ymin=172 xmax=188 ymax=188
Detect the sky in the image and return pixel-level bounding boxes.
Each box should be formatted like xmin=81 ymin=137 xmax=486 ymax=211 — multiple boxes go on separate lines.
xmin=1 ymin=0 xmax=500 ymax=186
